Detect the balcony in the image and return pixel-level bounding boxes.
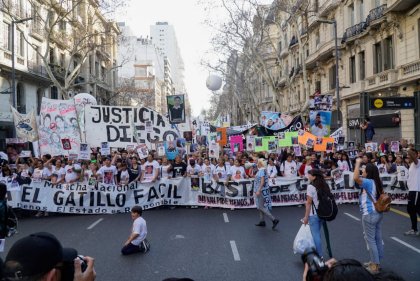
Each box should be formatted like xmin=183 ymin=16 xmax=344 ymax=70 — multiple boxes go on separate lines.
xmin=341 ymin=22 xmax=367 ymax=44
xmin=51 ymin=30 xmax=72 ymax=48
xmin=27 ymin=60 xmax=49 ymax=78
xmin=30 ymin=21 xmax=44 ymax=40
xmin=366 ymin=4 xmax=387 ymax=27
xmin=364 ymin=69 xmax=398 ymax=91
xmin=306 ymin=39 xmax=335 ymax=69
xmin=318 ymin=0 xmax=340 ymax=17
xmin=289 ymin=36 xmax=298 ymax=48
xmin=399 ymin=59 xmax=420 ymax=82
xmin=387 ymin=0 xmax=418 ymax=12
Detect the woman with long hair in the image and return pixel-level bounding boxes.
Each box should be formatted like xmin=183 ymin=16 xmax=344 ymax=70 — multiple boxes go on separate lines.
xmin=302 ymin=169 xmax=332 ymax=258
xmin=254 ymin=159 xmax=279 ymax=229
xmin=353 ymin=158 xmax=384 ymax=274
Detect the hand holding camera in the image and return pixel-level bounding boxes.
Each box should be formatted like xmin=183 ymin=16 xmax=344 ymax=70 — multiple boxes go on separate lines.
xmin=73 ymin=255 xmax=96 ymax=281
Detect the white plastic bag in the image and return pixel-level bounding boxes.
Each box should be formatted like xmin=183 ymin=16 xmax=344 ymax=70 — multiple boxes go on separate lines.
xmin=293 ymin=224 xmax=315 ymax=254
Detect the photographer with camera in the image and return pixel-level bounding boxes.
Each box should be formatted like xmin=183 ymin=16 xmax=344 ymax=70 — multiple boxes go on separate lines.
xmin=2 ymin=232 xmax=95 ymax=281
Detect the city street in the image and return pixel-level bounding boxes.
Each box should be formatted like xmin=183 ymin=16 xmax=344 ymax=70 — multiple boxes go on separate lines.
xmin=3 ymin=204 xmax=419 ymax=281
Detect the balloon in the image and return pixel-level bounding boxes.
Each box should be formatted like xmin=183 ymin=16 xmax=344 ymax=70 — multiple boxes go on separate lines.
xmin=74 ymin=93 xmax=97 ymax=106
xmin=206 ymin=74 xmax=223 ymax=91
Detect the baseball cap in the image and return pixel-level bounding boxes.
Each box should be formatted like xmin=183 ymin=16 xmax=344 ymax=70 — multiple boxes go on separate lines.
xmin=3 ymin=232 xmax=78 ymax=278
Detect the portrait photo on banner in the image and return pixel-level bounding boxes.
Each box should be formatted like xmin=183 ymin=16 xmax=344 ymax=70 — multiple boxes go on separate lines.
xmin=260 ymin=111 xmax=293 ymax=131
xmin=167 ymin=95 xmax=185 ymax=124
xmin=309 ymin=110 xmax=331 ymax=137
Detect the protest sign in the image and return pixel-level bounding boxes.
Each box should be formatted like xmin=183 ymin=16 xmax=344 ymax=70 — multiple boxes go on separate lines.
xmin=167 ymin=95 xmax=185 ymax=124
xmin=309 ymin=110 xmax=331 ymax=137
xmin=38 ymin=98 xmax=81 ymax=156
xmin=216 ymin=127 xmax=227 ymax=146
xmin=293 ymin=145 xmax=301 ymax=156
xmin=156 ymin=142 xmax=165 ymax=157
xmin=100 ymin=142 xmax=110 ymax=156
xmin=365 ymin=143 xmax=378 ymax=153
xmin=85 ymin=105 xmax=179 ymax=148
xmin=209 ymin=142 xmax=220 ymax=159
xmin=314 ymin=137 xmax=326 ymax=152
xmin=298 ymin=131 xmax=316 ymax=148
xmin=278 ymin=132 xmax=298 ymax=147
xmin=11 ymin=107 xmax=38 ymax=141
xmin=246 ymin=136 xmax=255 ymax=151
xmin=164 ymin=140 xmax=178 ymax=160
xmin=5 ymin=138 xmax=29 ymax=163
xmin=390 ymin=141 xmax=399 ymax=153
xmin=18 ymin=151 xmax=31 ymax=158
xmin=309 ymin=95 xmax=333 ymax=111
xmin=230 ymin=135 xmax=243 ymax=153
xmin=330 ymin=127 xmax=344 ymax=144
xmin=255 ymin=137 xmax=264 ymax=152
xmin=260 ymin=112 xmax=293 ymax=131
xmin=261 ymin=136 xmax=276 ymax=152
xmin=208 ymin=132 xmax=217 ymax=144
xmin=136 ymin=144 xmax=149 ymax=159
xmin=183 ymin=131 xmax=193 ymax=142
xmin=78 ymin=144 xmax=90 ymax=160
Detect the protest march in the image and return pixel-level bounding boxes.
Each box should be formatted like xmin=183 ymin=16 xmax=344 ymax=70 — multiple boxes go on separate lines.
xmin=1 ymin=97 xmax=416 ymax=215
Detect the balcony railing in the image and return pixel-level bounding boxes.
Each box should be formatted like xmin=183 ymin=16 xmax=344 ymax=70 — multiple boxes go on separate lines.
xmin=27 ymin=61 xmax=49 ymax=78
xmin=365 ymin=69 xmax=398 ymax=89
xmin=366 ymin=4 xmax=387 ymax=26
xmin=400 ymin=59 xmax=420 ymax=76
xmin=341 ymin=22 xmax=367 ymax=43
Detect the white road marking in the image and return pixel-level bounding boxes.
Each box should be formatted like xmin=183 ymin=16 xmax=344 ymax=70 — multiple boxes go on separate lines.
xmin=344 ymin=212 xmax=361 ymax=221
xmin=390 ymin=237 xmax=420 ymax=254
xmin=230 ymin=240 xmax=241 ymax=261
xmin=87 ymin=218 xmax=104 ymax=230
xmin=223 ymin=213 xmax=229 ymax=223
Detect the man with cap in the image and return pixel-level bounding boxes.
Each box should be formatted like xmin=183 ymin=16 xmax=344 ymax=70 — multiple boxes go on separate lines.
xmin=121 ymin=205 xmax=150 ymax=255
xmin=2 ymin=232 xmax=96 ymax=281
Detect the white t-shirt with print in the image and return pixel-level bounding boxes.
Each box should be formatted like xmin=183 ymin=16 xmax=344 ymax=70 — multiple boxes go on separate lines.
xmin=142 ymin=160 xmax=159 ymax=182
xmin=229 ymin=166 xmax=246 ymax=180
xmin=187 ymin=165 xmax=202 ymax=176
xmin=213 ymin=165 xmax=228 ymax=181
xmin=97 ymin=165 xmax=118 ymax=184
xmin=119 ymin=169 xmax=130 ymax=184
xmin=64 ymin=165 xmax=79 ymax=183
xmin=280 ymin=161 xmax=297 ymax=177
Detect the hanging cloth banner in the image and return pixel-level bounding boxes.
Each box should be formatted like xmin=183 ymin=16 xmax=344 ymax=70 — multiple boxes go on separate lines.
xmin=11 ymin=107 xmax=38 ymax=142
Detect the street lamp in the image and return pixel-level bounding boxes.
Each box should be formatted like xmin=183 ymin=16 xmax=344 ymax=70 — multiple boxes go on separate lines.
xmin=11 ymin=17 xmax=32 ymax=109
xmin=317 ymin=19 xmax=341 ymax=127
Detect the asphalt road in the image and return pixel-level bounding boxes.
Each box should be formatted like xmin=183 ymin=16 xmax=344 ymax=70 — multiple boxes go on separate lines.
xmin=2 ymin=204 xmax=419 ymax=281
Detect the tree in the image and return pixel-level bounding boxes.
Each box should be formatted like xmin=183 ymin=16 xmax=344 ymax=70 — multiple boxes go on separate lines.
xmin=201 ymin=0 xmax=314 ymax=121
xmin=112 ymin=77 xmax=158 ymax=107
xmin=2 ymin=0 xmax=124 ymax=100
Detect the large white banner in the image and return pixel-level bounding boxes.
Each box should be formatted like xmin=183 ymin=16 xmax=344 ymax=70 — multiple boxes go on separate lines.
xmin=3 ymin=175 xmax=408 ymax=214
xmin=84 ymin=105 xmax=179 ymax=148
xmin=38 ymin=98 xmax=81 ymax=156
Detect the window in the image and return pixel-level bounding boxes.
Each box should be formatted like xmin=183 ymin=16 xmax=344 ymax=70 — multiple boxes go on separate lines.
xmin=37 ymin=89 xmax=43 ymax=114
xmin=315 ymin=81 xmax=321 ymax=92
xmin=17 ymin=31 xmax=24 ymax=57
xmin=359 ymin=51 xmax=365 ymax=80
xmin=383 ymin=37 xmax=394 ymax=70
xmin=60 ymin=53 xmax=65 ymax=67
xmin=329 ymin=65 xmax=336 ymax=90
xmin=349 ymin=56 xmax=356 ymax=83
xmin=349 ymin=4 xmax=355 ymax=26
xmin=51 ymin=86 xmax=58 ymax=99
xmin=16 ymin=83 xmax=25 ymax=113
xmin=373 ymin=42 xmax=382 ymax=74
xmin=3 ymin=22 xmax=11 ymax=51
xmin=49 ymin=48 xmax=55 ymax=64
xmin=359 ymin=0 xmax=364 ymax=22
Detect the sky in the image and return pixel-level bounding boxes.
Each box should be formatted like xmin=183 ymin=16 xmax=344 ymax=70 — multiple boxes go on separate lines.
xmin=120 ymin=0 xmax=217 ymax=117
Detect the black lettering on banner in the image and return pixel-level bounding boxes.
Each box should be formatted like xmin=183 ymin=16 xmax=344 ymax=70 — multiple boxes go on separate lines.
xmin=133 ymin=190 xmax=145 ymax=204
xmin=107 ymin=125 xmax=120 ymax=142
xmin=54 ymin=191 xmax=64 ymax=205
xmin=139 ymin=108 xmax=148 ymax=123
xmin=121 ymin=107 xmax=131 ymax=123
xmin=148 ymin=187 xmax=159 ymax=201
xmin=106 ymin=193 xmax=115 ymax=207
xmin=97 ymin=193 xmax=106 ymax=206
xmin=225 ymin=182 xmax=239 ymax=197
xmin=115 ymin=194 xmax=126 ymax=207
xmin=21 ymin=186 xmax=32 ymax=203
xmin=65 ymin=192 xmax=76 ymax=206
xmin=119 ymin=126 xmax=131 ymax=142
xmin=33 ymin=188 xmax=42 ymax=203
xmin=157 ymin=114 xmax=165 ymax=127
xmin=111 ymin=107 xmax=122 ymax=123
xmin=102 ymin=107 xmax=111 ymax=122
xmin=173 ymin=185 xmax=181 ymax=199
xmin=91 ymin=106 xmax=101 ymax=123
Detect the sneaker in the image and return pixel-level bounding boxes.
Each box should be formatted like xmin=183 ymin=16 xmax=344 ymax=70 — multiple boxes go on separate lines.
xmin=366 ymin=263 xmax=380 ymax=274
xmin=404 ymin=229 xmax=419 ymax=236
xmin=255 ymin=221 xmax=266 ymax=227
xmin=272 ymin=219 xmax=280 ymax=230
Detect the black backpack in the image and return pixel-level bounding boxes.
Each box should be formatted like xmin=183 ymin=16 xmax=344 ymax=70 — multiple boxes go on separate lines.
xmin=312 ymin=188 xmax=338 ymax=221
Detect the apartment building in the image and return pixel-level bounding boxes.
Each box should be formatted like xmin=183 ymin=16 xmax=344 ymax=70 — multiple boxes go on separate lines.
xmin=0 ymin=0 xmax=119 ymax=149
xmin=230 ymin=0 xmax=420 ymax=145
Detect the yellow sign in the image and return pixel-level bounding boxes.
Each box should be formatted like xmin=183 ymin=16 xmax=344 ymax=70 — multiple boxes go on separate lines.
xmin=373 ymin=99 xmax=384 ymax=109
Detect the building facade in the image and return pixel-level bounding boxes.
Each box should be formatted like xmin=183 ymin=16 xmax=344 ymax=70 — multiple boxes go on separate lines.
xmin=0 ymin=0 xmax=119 ymax=149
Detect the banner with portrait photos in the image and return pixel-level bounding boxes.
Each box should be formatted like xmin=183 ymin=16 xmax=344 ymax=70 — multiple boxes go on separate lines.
xmin=260 ymin=112 xmax=293 ymax=131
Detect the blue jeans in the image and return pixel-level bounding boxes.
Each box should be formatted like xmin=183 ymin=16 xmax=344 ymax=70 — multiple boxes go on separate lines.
xmin=309 ymin=215 xmax=324 ymax=258
xmin=362 ymin=212 xmax=384 ymax=264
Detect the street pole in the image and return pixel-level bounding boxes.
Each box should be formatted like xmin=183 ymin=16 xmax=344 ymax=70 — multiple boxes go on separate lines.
xmin=333 ymin=20 xmax=341 ymax=128
xmin=11 ymin=17 xmax=33 ymax=111
xmin=11 ymin=20 xmax=15 ymax=109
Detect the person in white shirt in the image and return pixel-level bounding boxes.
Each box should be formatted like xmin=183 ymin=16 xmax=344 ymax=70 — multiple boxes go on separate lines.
xmin=213 ymin=158 xmax=229 ymax=196
xmin=121 ymin=206 xmax=150 ymax=255
xmin=97 ymin=157 xmax=118 ymax=185
xmin=159 ymin=156 xmax=172 ymax=179
xmin=280 ymin=154 xmax=298 ymax=177
xmin=141 ymin=154 xmax=159 ymax=183
xmin=405 ymin=149 xmax=420 ymax=236
xmin=51 ymin=159 xmax=65 ymax=184
xmin=337 ymin=153 xmax=350 ymax=172
xmin=64 ymin=160 xmax=79 ymax=183
xmin=229 ymin=159 xmax=247 ymax=180
xmin=118 ymin=163 xmax=130 ymax=185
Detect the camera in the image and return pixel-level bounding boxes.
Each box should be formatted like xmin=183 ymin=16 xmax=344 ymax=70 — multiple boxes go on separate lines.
xmin=302 ymin=248 xmax=328 ymax=281
xmin=61 ymin=255 xmax=87 ymax=281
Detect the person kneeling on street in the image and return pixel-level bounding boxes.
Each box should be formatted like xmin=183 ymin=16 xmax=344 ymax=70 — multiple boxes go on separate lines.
xmin=121 ymin=205 xmax=150 ymax=255
xmin=2 ymin=232 xmax=96 ymax=281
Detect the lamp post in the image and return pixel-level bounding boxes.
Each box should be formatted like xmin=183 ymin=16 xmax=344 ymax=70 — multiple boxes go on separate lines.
xmin=11 ymin=17 xmax=32 ymax=109
xmin=317 ymin=19 xmax=341 ymax=127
